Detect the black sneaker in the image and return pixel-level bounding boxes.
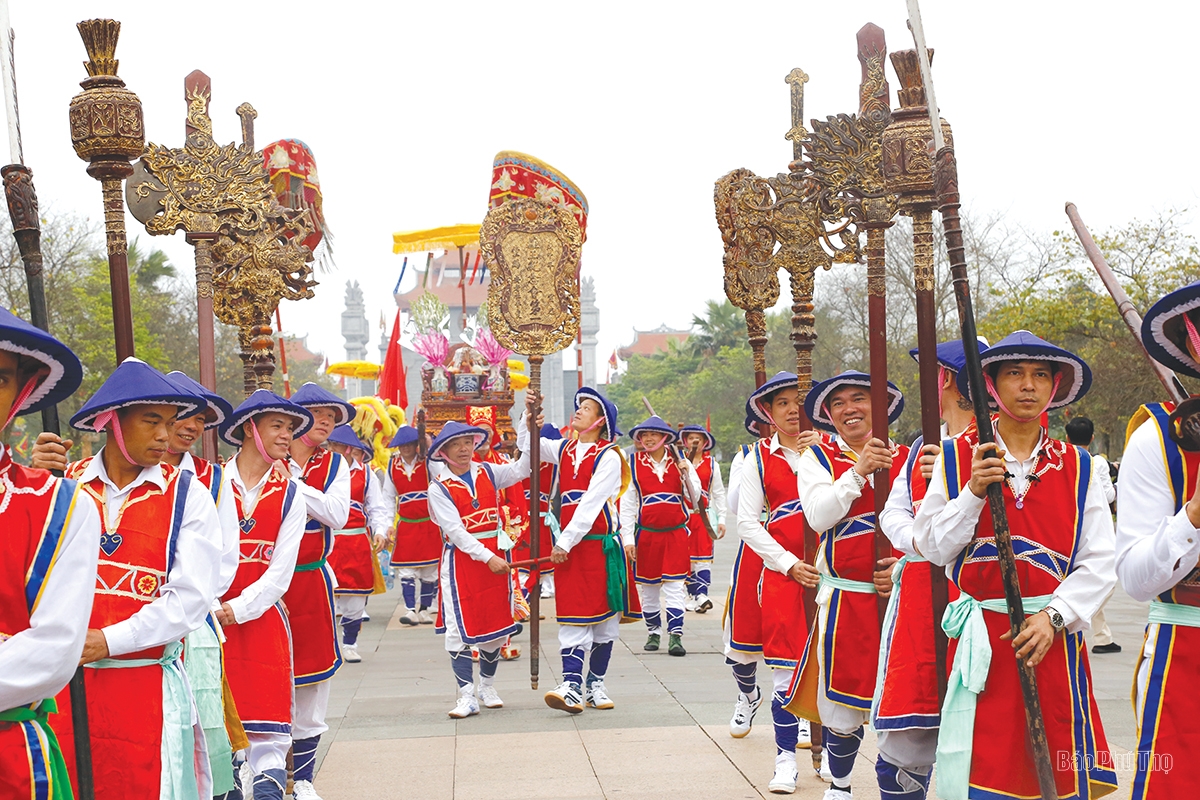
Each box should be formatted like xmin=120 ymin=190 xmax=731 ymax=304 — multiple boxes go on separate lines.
xmin=1092 ymin=642 xmax=1122 ymax=654
xmin=644 ymin=633 xmax=660 ymax=651
xmin=668 ymin=633 xmax=686 ymax=656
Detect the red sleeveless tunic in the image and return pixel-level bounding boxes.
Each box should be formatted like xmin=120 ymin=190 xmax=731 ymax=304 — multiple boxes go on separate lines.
xmin=53 ymin=459 xmax=192 ymax=800
xmin=630 ymin=452 xmax=690 ymax=584
xmin=943 ymin=428 xmax=1115 ymax=798
xmin=511 ymin=461 xmax=558 ymax=572
xmin=387 ymin=457 xmax=441 ymax=568
xmin=726 ymin=445 xmax=764 ymax=656
xmin=221 ymin=472 xmax=298 ymax=733
xmin=283 ymin=449 xmax=343 ymax=685
xmin=795 ymin=441 xmax=906 ymax=712
xmin=686 ymin=455 xmax=716 ymax=562
xmin=189 ymin=455 xmax=223 ymax=503
xmin=329 ymin=464 xmax=376 ymax=595
xmin=0 ymin=454 xmax=82 ymax=800
xmin=751 ymin=441 xmax=810 ymax=669
xmin=555 ymin=441 xmax=624 ymax=624
xmin=434 ymin=465 xmax=519 ymax=644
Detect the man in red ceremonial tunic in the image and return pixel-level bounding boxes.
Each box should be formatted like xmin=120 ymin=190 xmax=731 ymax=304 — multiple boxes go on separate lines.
xmin=620 ymin=415 xmax=700 ymax=657
xmin=0 ymin=307 xmax=102 ymax=800
xmin=680 ymin=424 xmax=726 ymax=614
xmin=737 ymin=372 xmax=825 ymax=793
xmin=874 ymin=340 xmax=979 ymax=800
xmin=213 ymin=390 xmax=311 ymax=800
xmin=51 ymin=358 xmax=223 ymax=800
xmin=1115 ymin=285 xmax=1200 ymax=799
xmin=915 ymin=331 xmax=1116 ymax=800
xmin=524 ymin=388 xmax=629 ymax=713
xmin=326 ymin=425 xmax=390 ymax=664
xmin=283 ymin=383 xmax=353 ymax=800
xmin=383 ymin=426 xmax=441 ymax=626
xmin=790 ymin=371 xmax=907 ymax=798
xmin=510 ymin=423 xmax=563 ymax=603
xmin=427 ymin=418 xmax=529 ymax=718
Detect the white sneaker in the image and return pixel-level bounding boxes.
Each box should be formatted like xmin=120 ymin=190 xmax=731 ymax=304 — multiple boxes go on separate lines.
xmin=448 ymin=691 xmax=479 ymax=718
xmin=585 ymin=681 xmax=614 ymax=709
xmin=341 ymin=643 xmax=361 ymax=663
xmin=768 ymin=753 xmax=798 ymax=794
xmin=478 ymin=685 xmax=504 ymax=709
xmin=293 ymin=779 xmax=323 ymax=800
xmin=417 ymin=608 xmax=434 ymax=625
xmin=239 ymin=761 xmax=254 ymax=799
xmin=797 ymin=719 xmax=811 ymax=749
xmin=822 ymin=789 xmax=852 ymax=800
xmin=818 ymin=749 xmax=834 ymax=782
xmin=399 ymin=608 xmax=419 ymax=626
xmin=729 ymin=687 xmax=763 ymax=738
xmin=544 ymin=682 xmax=584 ymax=714
xmin=695 ymin=593 xmax=713 ymax=613
xmin=685 ymin=597 xmax=699 ymax=612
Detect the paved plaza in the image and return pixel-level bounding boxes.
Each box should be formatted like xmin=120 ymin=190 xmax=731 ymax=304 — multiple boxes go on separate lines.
xmin=311 ymin=545 xmax=1149 ymax=799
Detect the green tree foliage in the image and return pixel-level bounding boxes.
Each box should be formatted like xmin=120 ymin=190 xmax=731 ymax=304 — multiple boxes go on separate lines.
xmin=610 ymin=209 xmax=1199 ymax=462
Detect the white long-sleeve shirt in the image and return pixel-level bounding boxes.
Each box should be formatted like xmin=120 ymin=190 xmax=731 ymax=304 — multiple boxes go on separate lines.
xmin=796 ymin=436 xmax=871 ymax=534
xmin=1116 ymin=418 xmax=1200 ymax=602
xmin=913 ymin=429 xmax=1116 ymax=633
xmin=516 ymin=420 xmax=623 ymax=553
xmin=880 ymin=445 xmax=922 ymax=557
xmin=221 ymin=457 xmax=308 ymax=624
xmin=427 ymin=453 xmax=530 ymax=563
xmin=289 ymin=451 xmax=351 ymax=531
xmin=179 ymin=451 xmax=241 ymax=604
xmin=618 ymin=450 xmax=702 ymax=548
xmin=1092 ymin=453 xmax=1116 ymax=505
xmin=361 ymin=465 xmax=391 ymax=533
xmin=737 ymin=435 xmax=805 ymax=574
xmin=79 ymin=448 xmax=223 ymax=657
xmin=704 ymin=455 xmax=728 ymax=523
xmin=0 ymin=452 xmax=103 ymax=710
xmin=725 ymin=447 xmax=749 ymax=530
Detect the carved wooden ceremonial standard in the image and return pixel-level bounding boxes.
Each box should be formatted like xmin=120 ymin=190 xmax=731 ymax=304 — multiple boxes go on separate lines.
xmin=479 ymin=197 xmax=582 ymax=690
xmin=127 ymin=72 xmax=316 ymax=413
xmin=69 ymin=19 xmax=143 ymax=364
xmin=883 ymin=47 xmax=955 ymax=700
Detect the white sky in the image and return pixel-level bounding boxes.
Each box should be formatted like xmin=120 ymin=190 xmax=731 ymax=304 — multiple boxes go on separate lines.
xmin=10 ymin=1 xmax=1199 ymax=372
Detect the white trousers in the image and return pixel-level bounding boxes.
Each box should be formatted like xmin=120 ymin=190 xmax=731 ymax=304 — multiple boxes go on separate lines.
xmin=558 ymin=616 xmax=620 ymax=650
xmin=293 ymin=680 xmax=332 ymax=740
xmin=876 ymin=728 xmax=939 ymax=770
xmin=395 ymin=564 xmax=438 ymax=583
xmin=638 ymin=580 xmax=686 ymax=633
xmin=814 ymin=596 xmax=869 ymax=734
xmin=335 ymin=595 xmax=367 ymax=621
xmin=245 ymin=731 xmax=291 ymax=775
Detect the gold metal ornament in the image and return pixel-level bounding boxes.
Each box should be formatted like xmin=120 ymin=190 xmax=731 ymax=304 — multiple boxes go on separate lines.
xmin=479 ymin=198 xmax=582 ymax=358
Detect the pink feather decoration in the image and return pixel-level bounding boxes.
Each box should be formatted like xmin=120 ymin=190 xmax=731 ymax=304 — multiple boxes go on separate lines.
xmin=474 ymin=329 xmax=513 ymax=366
xmin=412 ymin=332 xmax=449 ymax=366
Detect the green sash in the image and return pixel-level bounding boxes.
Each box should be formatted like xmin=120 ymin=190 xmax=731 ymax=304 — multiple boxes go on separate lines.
xmin=582 ymin=532 xmax=627 ymax=612
xmin=1148 ymin=599 xmax=1200 ymax=627
xmin=0 ymin=699 xmax=73 ymax=800
xmin=294 ymin=556 xmax=327 ymax=572
xmin=818 ymin=573 xmax=877 ymax=594
xmin=936 ymin=592 xmax=1053 ymax=800
xmin=183 ymin=622 xmax=233 ymax=795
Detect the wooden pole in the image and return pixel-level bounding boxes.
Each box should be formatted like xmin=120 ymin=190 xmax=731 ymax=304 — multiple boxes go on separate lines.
xmin=527 ymin=355 xmax=543 ymax=689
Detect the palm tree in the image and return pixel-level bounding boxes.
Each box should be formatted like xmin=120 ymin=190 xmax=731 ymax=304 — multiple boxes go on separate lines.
xmin=690 ymin=299 xmax=746 ymax=356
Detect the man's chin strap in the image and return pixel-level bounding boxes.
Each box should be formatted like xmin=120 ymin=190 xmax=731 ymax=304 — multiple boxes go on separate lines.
xmin=93 ymin=409 xmax=136 ymax=466
xmin=298 ymin=433 xmax=317 ymax=447
xmin=248 ymin=419 xmax=277 ymax=464
xmin=0 ymin=368 xmax=47 ymax=434
xmin=756 ymin=401 xmax=799 ymax=438
xmin=983 ymin=370 xmax=1062 ymax=424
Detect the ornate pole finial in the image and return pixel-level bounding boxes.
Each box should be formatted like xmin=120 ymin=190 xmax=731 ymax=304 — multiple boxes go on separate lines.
xmin=76 ymin=19 xmax=122 ymax=82
xmin=784 ymin=67 xmax=809 ymax=161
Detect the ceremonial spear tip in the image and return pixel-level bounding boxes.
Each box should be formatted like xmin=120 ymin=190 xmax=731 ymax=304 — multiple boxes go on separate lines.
xmin=76 ymin=19 xmax=123 ymax=80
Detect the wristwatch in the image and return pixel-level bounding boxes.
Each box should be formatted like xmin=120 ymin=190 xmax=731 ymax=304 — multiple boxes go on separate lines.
xmin=1043 ymin=605 xmax=1065 ymax=633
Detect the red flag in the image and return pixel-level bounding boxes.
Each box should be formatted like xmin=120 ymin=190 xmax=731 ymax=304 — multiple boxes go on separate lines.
xmin=706 ymin=414 xmax=711 ymax=432
xmin=377 ymin=309 xmax=409 ymax=411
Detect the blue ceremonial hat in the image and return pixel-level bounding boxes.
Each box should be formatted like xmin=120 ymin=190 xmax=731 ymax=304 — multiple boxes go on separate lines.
xmin=219 ymin=389 xmax=314 ymax=447
xmin=290 ymin=382 xmax=356 ymax=426
xmin=746 ymin=372 xmax=800 ymax=426
xmin=575 ymin=386 xmax=621 ymax=438
xmin=955 ymin=330 xmax=1091 ymax=410
xmin=0 ymin=306 xmax=83 ymax=417
xmin=327 ymin=424 xmax=373 ymax=454
xmin=389 ymin=425 xmax=419 ymax=448
xmin=744 ymin=409 xmax=762 ymax=437
xmin=629 ymin=415 xmax=678 ymax=444
xmin=907 ymin=337 xmax=989 ymax=374
xmin=804 ymin=371 xmax=905 ymax=434
xmin=165 ymin=371 xmax=233 ymax=429
xmin=71 ymin=358 xmax=204 ymax=432
xmin=1143 ymin=281 xmax=1200 ymax=380
xmin=678 ymin=424 xmax=715 ymax=451
xmin=541 ymin=423 xmax=563 ymax=441
xmin=428 ymin=420 xmax=490 ymax=462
